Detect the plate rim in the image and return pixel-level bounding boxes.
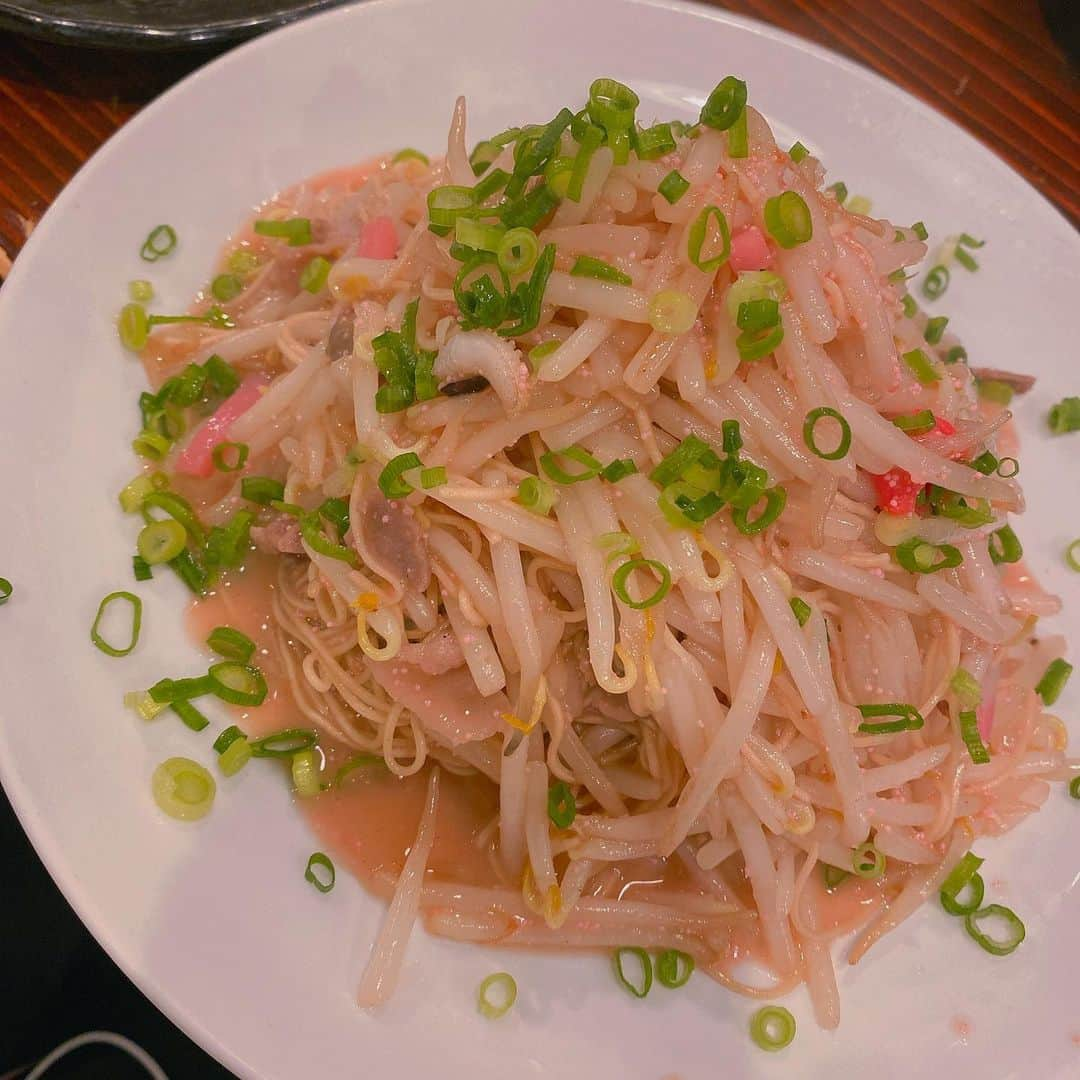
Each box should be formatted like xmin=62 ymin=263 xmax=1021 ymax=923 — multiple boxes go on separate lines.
xmin=0 ymin=0 xmax=1077 ymax=1075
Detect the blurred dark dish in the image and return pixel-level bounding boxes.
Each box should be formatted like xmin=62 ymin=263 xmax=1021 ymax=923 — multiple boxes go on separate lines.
xmin=0 ymin=0 xmax=353 ymax=48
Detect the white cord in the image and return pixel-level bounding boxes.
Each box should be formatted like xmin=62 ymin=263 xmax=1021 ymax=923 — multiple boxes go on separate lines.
xmin=23 ymin=1031 xmax=168 ymax=1080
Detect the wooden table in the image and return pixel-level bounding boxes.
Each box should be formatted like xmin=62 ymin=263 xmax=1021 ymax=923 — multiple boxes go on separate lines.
xmin=0 ymin=0 xmax=1076 ymax=269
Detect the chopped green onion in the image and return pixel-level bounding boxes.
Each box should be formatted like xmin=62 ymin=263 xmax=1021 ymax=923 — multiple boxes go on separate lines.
xmin=477 ymin=973 xmax=517 ymax=1019
xmin=212 ymin=724 xmax=246 ymax=754
xmin=945 ymin=345 xmax=967 ymax=364
xmin=1069 ymin=776 xmax=1080 ymax=800
xmin=540 ymin=445 xmax=603 ymax=485
xmin=959 ymin=710 xmax=991 ymax=764
xmin=227 ymin=249 xmax=260 ymax=275
xmin=142 ymin=489 xmax=204 ymax=544
xmin=547 ymin=781 xmax=576 ymax=829
xmin=169 ymin=549 xmax=209 ymax=595
xmin=507 ymin=107 xmax=574 ymax=195
xmin=611 ymin=558 xmax=672 ymax=610
xmin=687 ymin=205 xmax=731 ymax=271
xmin=635 ymin=122 xmax=676 ymax=160
xmin=137 ymin=519 xmax=187 ymax=565
xmin=148 ymin=675 xmax=213 ymax=704
xmin=658 ymin=170 xmax=690 ymax=204
xmin=335 ymin=753 xmax=387 ymax=786
xmin=901 ymin=294 xmax=917 ymax=318
xmin=912 ymin=221 xmax=928 ymax=241
xmin=656 ymin=949 xmax=694 ymax=989
xmin=950 ymin=668 xmax=982 ymax=709
xmin=600 ymin=458 xmax=638 ymax=483
xmin=253 ymin=217 xmax=312 ymax=245
xmin=940 ymin=852 xmax=985 ymax=916
xmin=736 ymin=298 xmax=780 ymax=332
xmin=90 ymin=591 xmax=142 ymax=657
xmin=129 ymin=279 xmax=154 ymax=302
xmin=650 ymin=435 xmax=710 ymax=487
xmin=118 ymin=475 xmax=155 ymax=513
xmin=736 ymin=323 xmax=784 ymax=362
xmin=527 ymin=339 xmax=560 ymax=371
xmin=845 ymin=194 xmax=872 ymax=216
xmin=210 ymin=273 xmax=243 ymax=302
xmin=291 ymin=749 xmax=323 ymax=797
xmin=171 ymin=700 xmax=210 ymax=732
xmin=955 ymin=247 xmax=978 ymax=272
xmin=658 ymin=482 xmax=723 ymax=528
xmin=922 ymin=264 xmax=950 ymax=300
xmin=1065 ymin=539 xmax=1080 ymax=572
xmin=132 ymin=430 xmax=169 ymax=461
xmin=218 ymin=735 xmax=252 ymax=777
xmin=892 ymin=409 xmax=936 ymax=436
xmin=970 ymin=451 xmax=999 ymax=475
xmin=596 ymin=531 xmax=641 ymax=562
xmin=152 ymin=757 xmax=215 ymax=821
xmin=379 ymin=452 xmax=424 ymax=500
xmin=928 ymin=486 xmax=994 ymax=529
xmin=764 ymin=191 xmax=813 ymax=249
xmin=727 ymin=107 xmax=748 ymax=158
xmin=392 ymin=147 xmax=429 ymax=165
xmin=567 ymin=123 xmax=603 ymax=203
xmin=822 ymin=864 xmax=849 ymax=890
xmin=731 ymin=485 xmax=787 ymax=535
xmin=803 ymin=407 xmax=851 ymax=460
xmin=497 ymin=242 xmax=556 ymax=337
xmin=140 ymin=225 xmax=177 ymax=262
xmin=571 ymin=254 xmax=631 ymax=286
xmin=648 ymin=289 xmax=697 ymax=334
xmin=749 ymin=1006 xmax=796 ymax=1052
xmin=613 ymin=946 xmax=653 ymax=998
xmin=0 ymin=577 xmax=10 ymax=606
xmin=118 ymin=302 xmax=150 ymax=351
xmin=987 ymin=524 xmax=1022 ymax=566
xmin=852 ymin=842 xmax=886 ymax=879
xmin=924 ymin=315 xmax=948 ymax=344
xmin=207 ymin=626 xmax=256 ymax=663
xmin=420 ymin=466 xmax=447 ymax=490
xmin=699 ymin=76 xmax=747 ymax=131
xmin=250 ymin=728 xmax=318 ymax=758
xmin=725 ymin=271 xmax=788 ymax=322
xmin=857 ymin=702 xmax=925 ymax=735
xmin=588 ymin=77 xmax=639 ymax=132
xmin=827 ymin=181 xmax=848 ymax=204
xmin=497 ymin=227 xmax=540 ymax=276
xmin=789 ymin=141 xmax=809 ymax=163
xmin=790 ymin=597 xmax=811 ymax=627
xmin=211 ymin=441 xmax=249 ymax=473
xmin=964 ymin=904 xmax=1025 ymax=956
xmin=208 ymin=661 xmax=268 ymax=706
xmin=722 ymin=419 xmax=742 ymax=454
xmin=1048 ymin=396 xmax=1080 ymax=434
xmin=996 ymin=457 xmax=1019 ymax=478
xmin=203 ymin=510 xmax=254 ymax=575
xmin=895 ymin=537 xmax=963 ymax=573
xmin=902 ymin=347 xmax=940 ymax=385
xmin=455 ymin=217 xmax=504 ymax=253
xmin=976 ymin=379 xmax=1014 ymax=406
xmin=132 ymin=555 xmax=152 ymax=582
xmin=304 ymin=852 xmax=335 ymax=893
xmin=204 ymin=354 xmax=239 ymax=396
xmin=299 ymin=256 xmax=332 ymax=294
xmin=543 ymin=155 xmax=574 ymax=198
xmin=1035 ymin=658 xmax=1072 ymax=706
xmin=124 ymin=690 xmax=167 ymax=721
xmin=517 ymin=475 xmax=558 ymax=515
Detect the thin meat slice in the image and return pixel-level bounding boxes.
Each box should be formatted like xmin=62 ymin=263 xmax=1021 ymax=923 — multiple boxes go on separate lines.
xmin=971 ymin=367 xmax=1035 ymax=395
xmin=397 ymin=621 xmax=465 ymax=676
xmin=356 ymin=490 xmax=431 ymax=594
xmin=366 ymin=659 xmax=506 ymax=745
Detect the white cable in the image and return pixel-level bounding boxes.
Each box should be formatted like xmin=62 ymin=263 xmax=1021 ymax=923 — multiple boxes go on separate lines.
xmin=24 ymin=1030 xmax=168 ymax=1080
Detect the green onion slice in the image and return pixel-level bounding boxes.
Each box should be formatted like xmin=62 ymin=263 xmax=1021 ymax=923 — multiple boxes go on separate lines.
xmin=335 ymin=753 xmax=387 ymax=786
xmin=600 ymin=458 xmax=638 ymax=483
xmin=304 ymin=852 xmax=335 ymax=893
xmin=1065 ymin=539 xmax=1080 ymax=572
xmin=613 ymin=946 xmax=653 ymax=998
xmin=789 ymin=141 xmax=809 ymax=163
xmin=958 ymin=711 xmax=991 ymax=765
xmin=895 ymin=538 xmax=963 ymax=574
xmin=211 ymin=441 xmax=249 ymax=473
xmin=852 ymin=842 xmax=886 ymax=879
xmin=540 ymin=445 xmax=603 ymax=485
xmin=857 ymin=702 xmax=925 ymax=735
xmin=822 ymin=864 xmax=849 ymax=891
xmin=1069 ymin=776 xmax=1080 ymax=800
xmin=571 ymin=254 xmax=631 ymax=286
xmin=208 ymin=661 xmax=268 ymax=706
xmin=940 ymin=852 xmax=986 ymax=916
xmin=497 ymin=227 xmax=540 ymax=276
xmin=90 ymin=591 xmax=142 ymax=657
xmin=1047 ymin=396 xmax=1080 ymax=435
xmin=148 ymin=675 xmax=214 ymax=704
xmin=924 ymin=315 xmax=949 ymax=344
xmin=299 ymin=256 xmax=332 ymax=294
xmin=764 ymin=191 xmax=812 ymax=249
xmin=749 ymin=1006 xmax=796 ymax=1052
xmin=291 ymin=749 xmax=323 ymax=797
xmin=902 ymin=347 xmax=940 ymax=385
xmin=722 ymin=419 xmax=742 ymax=454
xmin=129 ymin=279 xmax=154 ymax=302
xmin=687 ymin=205 xmax=731 ymax=272
xmin=171 ymin=700 xmax=210 ymax=732
xmin=731 ymin=485 xmax=787 ymax=535
xmin=727 ymin=107 xmax=748 ymax=158
xmin=142 ymin=490 xmax=204 ymax=545
xmin=611 ymin=558 xmax=672 ymax=610
xmin=132 ymin=556 xmax=152 ymax=582
xmin=635 ymin=121 xmax=677 ymax=161
xmin=892 ymin=409 xmax=936 ymax=436
xmin=250 ymin=728 xmax=318 ymax=758
xmin=241 ymin=476 xmax=285 ymax=505
xmin=658 ymin=170 xmax=690 ymax=204
xmin=650 ymin=434 xmax=711 ymax=487
xmin=789 ymin=596 xmax=811 ymax=627
xmin=392 ymin=147 xmax=429 ymax=165
xmin=0 ymin=577 xmax=12 ymax=606
xmin=922 ymin=264 xmax=950 ymax=300
xmin=152 ymin=757 xmax=215 ymax=821
xmin=699 ymin=76 xmax=747 ymax=131
xmin=987 ymin=524 xmax=1022 ymax=566
xmin=964 ymin=904 xmax=1025 ymax=956
xmin=212 ymin=724 xmax=246 ymax=754
xmin=210 ymin=273 xmax=243 ymax=302
xmin=140 ymin=224 xmax=177 ymax=262
xmin=516 ymin=476 xmax=558 ymax=515
xmin=137 ymin=519 xmax=187 ymax=565
xmin=547 ymin=781 xmax=576 ymax=829
xmin=1035 ymin=658 xmax=1072 ymax=706
xmin=253 ymin=217 xmax=312 ymax=246
xmin=949 ymin=668 xmax=982 ymax=709
xmin=477 ymin=972 xmax=517 ymax=1019
xmin=803 ymin=407 xmax=851 ymax=460
xmin=379 ymin=452 xmax=424 ymax=499
xmin=207 ymin=626 xmax=256 ymax=663
xmin=119 ymin=302 xmax=150 ymax=351
xmin=656 ymin=949 xmax=694 ymax=989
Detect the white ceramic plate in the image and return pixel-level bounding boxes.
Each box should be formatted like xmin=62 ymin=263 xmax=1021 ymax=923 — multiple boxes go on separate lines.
xmin=1 ymin=1 xmax=1077 ymax=1076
